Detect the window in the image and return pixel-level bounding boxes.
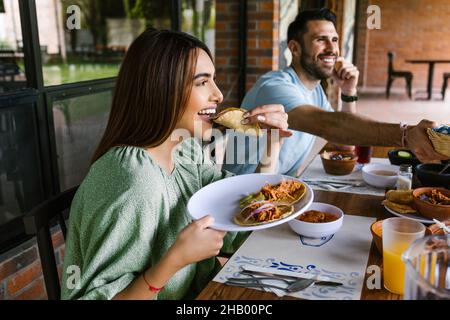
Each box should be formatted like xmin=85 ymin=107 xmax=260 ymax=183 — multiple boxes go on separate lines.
xmin=182 ymin=0 xmax=215 ymax=57
xmin=51 ymin=88 xmax=113 ymax=190
xmin=37 ymin=0 xmax=172 ymax=86
xmin=0 ymin=0 xmax=27 ymax=93
xmin=0 ymin=93 xmax=46 ymax=252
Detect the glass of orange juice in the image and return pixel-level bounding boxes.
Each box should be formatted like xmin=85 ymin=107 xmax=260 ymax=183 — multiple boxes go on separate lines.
xmin=382 ymin=218 xmax=425 ymax=295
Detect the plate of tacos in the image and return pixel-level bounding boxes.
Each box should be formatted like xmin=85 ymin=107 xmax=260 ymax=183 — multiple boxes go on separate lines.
xmin=187 ymin=173 xmax=314 ymax=231
xmin=382 ymin=189 xmax=433 ymax=224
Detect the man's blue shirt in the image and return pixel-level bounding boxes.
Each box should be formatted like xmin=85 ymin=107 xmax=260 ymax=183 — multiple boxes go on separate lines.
xmin=222 ymin=67 xmax=333 ymax=176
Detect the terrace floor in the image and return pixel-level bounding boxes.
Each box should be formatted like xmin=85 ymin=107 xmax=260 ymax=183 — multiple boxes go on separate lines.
xmin=357 ymin=88 xmax=450 ymax=125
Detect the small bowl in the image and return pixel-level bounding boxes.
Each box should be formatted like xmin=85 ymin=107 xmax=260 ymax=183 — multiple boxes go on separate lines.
xmin=415 ymin=163 xmax=450 ymax=189
xmin=412 ymin=187 xmax=450 ymax=221
xmin=370 ymin=219 xmax=432 ymax=255
xmin=320 ymin=151 xmax=357 ymax=175
xmin=388 ymin=149 xmax=421 ymax=168
xmin=362 ymin=163 xmax=399 ymax=188
xmin=370 ymin=220 xmax=383 ymax=254
xmin=288 ymin=202 xmax=344 ymax=238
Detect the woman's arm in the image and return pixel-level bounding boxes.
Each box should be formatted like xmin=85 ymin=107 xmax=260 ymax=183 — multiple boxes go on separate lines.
xmin=243 ymin=104 xmax=292 ymax=174
xmin=113 ymin=216 xmax=226 ymax=300
xmin=255 ymin=129 xmax=282 ymax=173
xmin=112 ymin=248 xmax=181 ymax=300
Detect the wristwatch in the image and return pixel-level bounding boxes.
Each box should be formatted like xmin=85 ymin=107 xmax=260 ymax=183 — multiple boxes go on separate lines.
xmin=341 ymin=93 xmax=358 ymax=102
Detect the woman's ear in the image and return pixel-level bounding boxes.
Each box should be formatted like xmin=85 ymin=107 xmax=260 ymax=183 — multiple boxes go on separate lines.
xmin=287 ymin=39 xmax=301 ymax=59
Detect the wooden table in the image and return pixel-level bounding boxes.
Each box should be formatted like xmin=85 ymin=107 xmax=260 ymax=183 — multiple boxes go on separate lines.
xmin=406 ymin=59 xmax=450 ymax=100
xmin=197 ymin=147 xmax=403 ymax=300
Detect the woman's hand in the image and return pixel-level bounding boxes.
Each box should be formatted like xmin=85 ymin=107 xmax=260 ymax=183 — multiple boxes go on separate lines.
xmin=170 ymin=215 xmax=226 ymax=268
xmin=242 ymin=104 xmax=292 ymax=139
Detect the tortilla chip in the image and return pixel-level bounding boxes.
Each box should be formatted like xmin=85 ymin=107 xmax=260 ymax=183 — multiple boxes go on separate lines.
xmin=382 ymin=199 xmax=417 ymax=214
xmin=386 ymin=189 xmax=414 ymax=205
xmin=233 ymin=204 xmax=294 ymax=226
xmin=213 ymin=108 xmax=263 ymax=137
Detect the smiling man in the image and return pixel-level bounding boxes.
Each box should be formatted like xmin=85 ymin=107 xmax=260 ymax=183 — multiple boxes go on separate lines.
xmin=222 ymin=8 xmax=448 ymax=177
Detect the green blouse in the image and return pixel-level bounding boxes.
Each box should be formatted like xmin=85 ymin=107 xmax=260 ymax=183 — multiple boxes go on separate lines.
xmin=61 ymin=138 xmax=248 ymax=300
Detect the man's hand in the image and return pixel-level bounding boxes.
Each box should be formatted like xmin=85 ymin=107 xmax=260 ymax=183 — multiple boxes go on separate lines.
xmin=332 ymin=57 xmax=359 ymax=96
xmin=406 ymin=120 xmax=449 ymax=163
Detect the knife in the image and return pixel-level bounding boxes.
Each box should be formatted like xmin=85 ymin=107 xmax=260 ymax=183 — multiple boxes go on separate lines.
xmin=240 ymin=269 xmax=343 ymax=286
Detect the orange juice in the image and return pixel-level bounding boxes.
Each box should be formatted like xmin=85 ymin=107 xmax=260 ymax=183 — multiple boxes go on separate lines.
xmin=383 ymin=246 xmax=408 ymax=294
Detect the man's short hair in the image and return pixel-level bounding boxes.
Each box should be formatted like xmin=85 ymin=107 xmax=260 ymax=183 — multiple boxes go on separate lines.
xmin=287 ymin=8 xmax=337 ymax=43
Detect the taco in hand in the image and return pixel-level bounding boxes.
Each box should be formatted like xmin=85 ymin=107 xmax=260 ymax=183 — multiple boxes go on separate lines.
xmin=212 ymin=108 xmax=263 ymax=137
xmin=234 ymin=180 xmax=306 ymax=226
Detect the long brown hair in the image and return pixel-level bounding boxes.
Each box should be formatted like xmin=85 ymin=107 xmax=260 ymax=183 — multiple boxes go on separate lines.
xmin=91 ymin=29 xmax=213 ymax=163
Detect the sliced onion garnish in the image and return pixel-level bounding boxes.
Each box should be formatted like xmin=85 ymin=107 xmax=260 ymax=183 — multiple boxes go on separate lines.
xmin=243 ymin=203 xmax=276 ymax=222
xmin=240 ymin=199 xmax=271 ymax=212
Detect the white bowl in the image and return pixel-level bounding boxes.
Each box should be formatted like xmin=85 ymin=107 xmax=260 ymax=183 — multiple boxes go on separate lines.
xmin=287 ymin=202 xmax=344 ymax=238
xmin=362 ymin=163 xmax=399 ymax=188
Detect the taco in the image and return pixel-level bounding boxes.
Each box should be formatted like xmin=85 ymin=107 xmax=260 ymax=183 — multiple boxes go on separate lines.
xmin=382 ymin=199 xmax=417 ymax=214
xmin=234 ymin=180 xmax=306 ymax=226
xmin=212 ymin=108 xmax=263 ymax=137
xmin=385 ymin=189 xmax=414 ymax=205
xmin=234 ymin=201 xmax=294 ymax=226
xmin=259 ymin=180 xmax=306 ymax=205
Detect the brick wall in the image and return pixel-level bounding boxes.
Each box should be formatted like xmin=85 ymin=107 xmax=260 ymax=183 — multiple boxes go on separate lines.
xmin=358 ymin=0 xmax=450 ymax=90
xmin=215 ymin=0 xmax=279 ymax=107
xmin=215 ymin=0 xmax=240 ymax=107
xmin=355 ymin=0 xmax=370 ymax=88
xmin=0 ymin=228 xmax=64 ymax=300
xmin=246 ymin=0 xmax=280 ymax=91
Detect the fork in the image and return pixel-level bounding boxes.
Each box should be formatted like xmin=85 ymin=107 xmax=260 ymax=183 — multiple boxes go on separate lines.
xmin=225 ymin=277 xmax=314 ymax=293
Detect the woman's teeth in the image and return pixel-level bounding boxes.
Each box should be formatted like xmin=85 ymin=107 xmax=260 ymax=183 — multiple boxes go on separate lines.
xmin=198 ymin=108 xmax=216 ymax=116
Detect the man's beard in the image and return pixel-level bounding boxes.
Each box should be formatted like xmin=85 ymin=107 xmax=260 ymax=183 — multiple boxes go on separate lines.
xmin=299 ymin=43 xmax=334 ymax=80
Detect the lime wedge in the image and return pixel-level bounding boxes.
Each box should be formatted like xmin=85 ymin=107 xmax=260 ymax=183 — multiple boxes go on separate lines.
xmin=398 ymin=151 xmax=412 ymax=158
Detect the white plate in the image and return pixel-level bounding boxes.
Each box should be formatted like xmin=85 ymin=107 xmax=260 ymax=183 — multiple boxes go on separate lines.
xmin=187 ymin=173 xmax=314 ymax=231
xmin=383 ymin=204 xmax=433 ymax=224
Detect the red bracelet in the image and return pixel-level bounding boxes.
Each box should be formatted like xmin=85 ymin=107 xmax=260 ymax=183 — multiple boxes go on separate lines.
xmin=142 ymin=272 xmax=164 ymax=293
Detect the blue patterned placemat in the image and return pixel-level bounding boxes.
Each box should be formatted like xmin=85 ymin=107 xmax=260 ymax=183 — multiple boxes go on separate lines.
xmin=214 ymin=215 xmax=375 ymax=300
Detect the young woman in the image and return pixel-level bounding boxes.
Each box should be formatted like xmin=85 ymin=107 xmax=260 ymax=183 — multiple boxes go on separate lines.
xmin=61 ymin=29 xmax=291 ymax=300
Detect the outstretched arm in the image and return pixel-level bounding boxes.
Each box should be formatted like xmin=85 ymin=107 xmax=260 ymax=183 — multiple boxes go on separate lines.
xmin=287 ymin=105 xmax=448 ymax=163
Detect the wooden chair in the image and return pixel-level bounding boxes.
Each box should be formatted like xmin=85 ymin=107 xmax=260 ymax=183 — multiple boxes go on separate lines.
xmin=442 ymin=72 xmax=450 ymax=100
xmin=23 ymin=186 xmax=79 ymax=300
xmin=386 ymin=52 xmax=413 ymax=99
